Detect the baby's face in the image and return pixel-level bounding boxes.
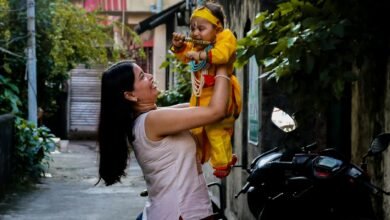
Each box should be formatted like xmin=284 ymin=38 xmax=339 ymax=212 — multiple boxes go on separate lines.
xmin=190 ymin=17 xmax=218 ymax=46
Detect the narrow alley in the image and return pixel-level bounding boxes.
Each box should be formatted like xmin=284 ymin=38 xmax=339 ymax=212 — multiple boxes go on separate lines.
xmin=0 ymin=140 xmax=147 ymax=220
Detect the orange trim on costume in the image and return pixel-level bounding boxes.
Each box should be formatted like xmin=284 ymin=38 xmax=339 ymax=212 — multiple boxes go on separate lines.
xmin=212 ymin=154 xmax=238 ymax=178
xmin=207 ymin=50 xmax=212 ymax=64
xmin=170 ymin=43 xmax=187 ymax=53
xmin=203 ymin=75 xmax=215 ymax=87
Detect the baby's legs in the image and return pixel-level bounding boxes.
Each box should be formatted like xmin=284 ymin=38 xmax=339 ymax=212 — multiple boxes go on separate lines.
xmin=191 ymin=126 xmax=211 ymax=164
xmin=189 ymin=87 xmax=214 ymax=164
xmin=205 ymin=125 xmax=232 ymax=167
xmin=205 ymin=116 xmax=237 ymax=178
xmin=189 ymin=83 xmax=240 ymax=177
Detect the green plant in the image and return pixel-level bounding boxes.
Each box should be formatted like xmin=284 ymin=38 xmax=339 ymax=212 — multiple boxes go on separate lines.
xmin=236 ymin=0 xmax=387 ymax=113
xmin=157 ymin=89 xmax=187 ymax=107
xmin=0 ymin=74 xmax=21 ymax=114
xmin=13 ymin=117 xmax=56 ymax=183
xmin=112 ymin=20 xmax=145 ymax=60
xmin=157 ymin=53 xmax=192 ymax=106
xmin=1 ymin=0 xmax=142 ymax=120
xmin=0 ymin=0 xmax=10 ymax=48
xmin=43 ymin=1 xmax=116 ymax=114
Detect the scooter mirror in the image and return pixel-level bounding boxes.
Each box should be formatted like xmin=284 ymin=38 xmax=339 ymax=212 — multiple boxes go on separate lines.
xmin=271 ymin=107 xmax=297 ymax=133
xmin=367 ymin=133 xmax=390 ymax=156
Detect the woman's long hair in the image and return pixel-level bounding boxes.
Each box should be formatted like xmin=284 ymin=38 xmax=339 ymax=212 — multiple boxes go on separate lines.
xmin=97 ymin=61 xmax=136 ymax=186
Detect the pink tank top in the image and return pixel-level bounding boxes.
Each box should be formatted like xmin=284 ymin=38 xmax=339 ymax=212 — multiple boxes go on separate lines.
xmin=132 ymin=112 xmax=213 ymax=220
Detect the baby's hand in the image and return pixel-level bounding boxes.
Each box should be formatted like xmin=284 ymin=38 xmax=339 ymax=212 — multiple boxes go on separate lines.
xmin=172 ymin=32 xmax=185 ymax=48
xmin=186 ymin=51 xmax=200 ymax=61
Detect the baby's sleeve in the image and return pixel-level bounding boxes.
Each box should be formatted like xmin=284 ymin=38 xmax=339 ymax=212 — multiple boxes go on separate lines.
xmin=170 ymin=42 xmax=192 ymax=63
xmin=208 ymin=29 xmax=237 ymax=64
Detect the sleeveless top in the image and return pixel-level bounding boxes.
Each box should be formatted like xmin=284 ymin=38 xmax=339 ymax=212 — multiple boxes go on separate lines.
xmin=132 ymin=112 xmax=213 ymax=220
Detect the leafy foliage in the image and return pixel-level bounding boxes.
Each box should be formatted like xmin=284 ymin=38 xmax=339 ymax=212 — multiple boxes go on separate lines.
xmin=48 ymin=1 xmax=112 ymax=77
xmin=0 ymin=0 xmax=11 ymax=54
xmin=0 ymin=78 xmax=55 ymax=184
xmin=0 ymin=74 xmax=21 ymax=114
xmin=236 ymin=0 xmax=389 ymax=112
xmin=12 ymin=117 xmax=56 ymax=183
xmin=0 ymin=0 xmax=143 ymax=185
xmin=157 ymin=53 xmax=192 ymax=106
xmin=112 ymin=20 xmax=146 ymax=60
xmin=37 ymin=1 xmax=118 ymax=115
xmin=0 ymin=0 xmax=143 ymax=119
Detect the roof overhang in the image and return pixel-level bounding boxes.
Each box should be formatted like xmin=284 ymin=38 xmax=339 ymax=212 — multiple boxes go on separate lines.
xmin=134 ymin=0 xmax=186 ymax=35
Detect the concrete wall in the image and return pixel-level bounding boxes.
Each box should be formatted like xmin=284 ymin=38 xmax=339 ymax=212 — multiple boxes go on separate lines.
xmin=384 ymin=60 xmax=390 ymax=220
xmin=0 ymin=114 xmax=14 ymax=189
xmin=217 ymin=1 xmax=261 ymax=219
xmin=72 ymin=0 xmax=182 ymax=13
xmin=127 ymin=0 xmax=182 ymax=12
xmin=351 ymin=57 xmax=390 ymax=220
xmin=153 ymin=24 xmax=167 ymax=90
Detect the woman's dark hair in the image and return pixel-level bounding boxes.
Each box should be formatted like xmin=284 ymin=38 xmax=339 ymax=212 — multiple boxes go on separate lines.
xmin=97 ymin=60 xmax=136 ymax=186
xmin=205 ymin=1 xmax=226 ymax=28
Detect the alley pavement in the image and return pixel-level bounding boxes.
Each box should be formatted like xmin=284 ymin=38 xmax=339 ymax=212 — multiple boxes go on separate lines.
xmin=0 ymin=140 xmax=147 ymax=220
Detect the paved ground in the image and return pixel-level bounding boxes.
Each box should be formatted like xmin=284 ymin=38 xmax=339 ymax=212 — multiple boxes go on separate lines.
xmin=0 ymin=140 xmax=147 ymax=220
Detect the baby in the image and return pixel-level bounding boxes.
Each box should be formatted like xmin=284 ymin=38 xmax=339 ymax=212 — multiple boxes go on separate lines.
xmin=170 ymin=1 xmax=241 ymax=178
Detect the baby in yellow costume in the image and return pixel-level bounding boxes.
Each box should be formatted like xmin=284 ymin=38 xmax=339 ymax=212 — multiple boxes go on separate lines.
xmin=171 ymin=2 xmax=241 ymax=178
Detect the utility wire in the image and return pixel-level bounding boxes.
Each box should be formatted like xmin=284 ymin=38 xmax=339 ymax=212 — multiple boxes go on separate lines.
xmin=0 ymin=35 xmax=29 ymax=44
xmin=0 ymin=46 xmax=25 ymax=58
xmin=0 ymin=7 xmax=27 ymax=12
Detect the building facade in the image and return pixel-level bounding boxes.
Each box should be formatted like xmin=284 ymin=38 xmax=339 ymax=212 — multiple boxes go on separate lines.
xmin=76 ymin=0 xmax=183 ymax=91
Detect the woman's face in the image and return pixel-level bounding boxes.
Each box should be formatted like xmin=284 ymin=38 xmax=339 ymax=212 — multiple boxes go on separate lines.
xmin=190 ymin=17 xmax=218 ymax=45
xmin=130 ymin=64 xmax=159 ymax=104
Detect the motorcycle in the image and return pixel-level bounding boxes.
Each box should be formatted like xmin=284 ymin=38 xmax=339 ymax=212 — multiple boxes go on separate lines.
xmin=235 ymin=107 xmax=390 ymax=220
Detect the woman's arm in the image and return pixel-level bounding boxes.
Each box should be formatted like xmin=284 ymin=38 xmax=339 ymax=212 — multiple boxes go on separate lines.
xmin=169 ymin=102 xmax=190 ymax=108
xmin=146 ymin=65 xmax=230 ymax=141
xmin=157 ymin=103 xmax=189 ymax=110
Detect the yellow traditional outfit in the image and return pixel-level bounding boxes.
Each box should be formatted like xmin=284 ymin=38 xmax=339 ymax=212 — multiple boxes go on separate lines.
xmin=171 ymin=7 xmax=242 ymax=177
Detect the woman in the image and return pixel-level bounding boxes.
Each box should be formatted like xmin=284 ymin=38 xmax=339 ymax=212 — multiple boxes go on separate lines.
xmin=97 ymin=60 xmax=231 ymax=220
